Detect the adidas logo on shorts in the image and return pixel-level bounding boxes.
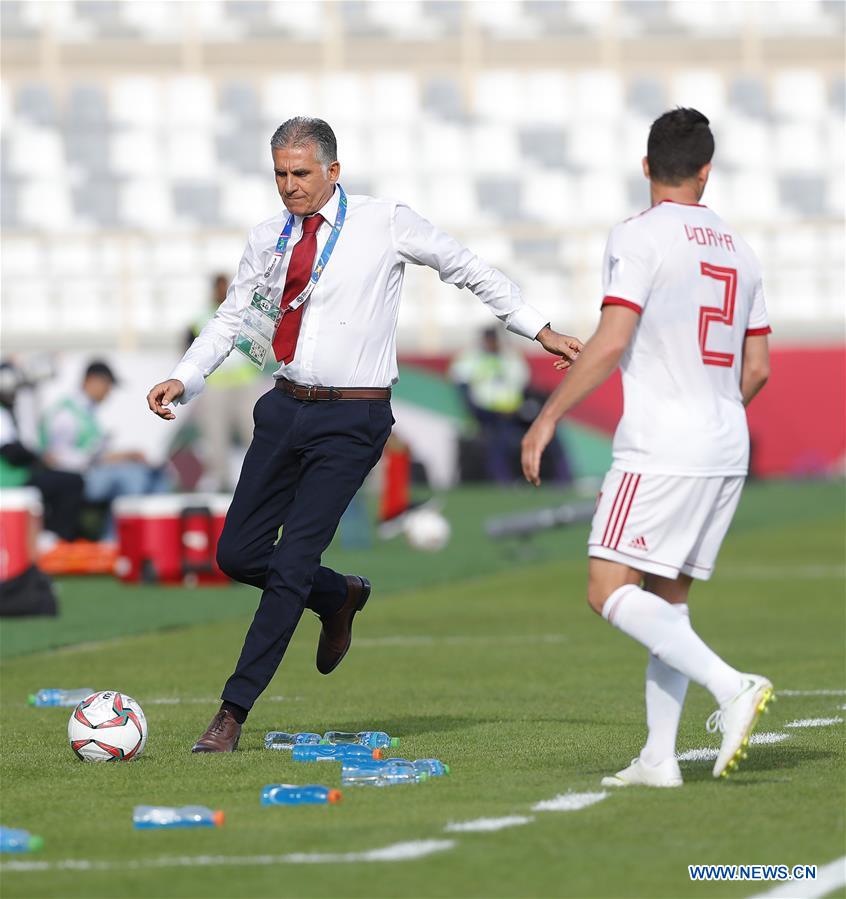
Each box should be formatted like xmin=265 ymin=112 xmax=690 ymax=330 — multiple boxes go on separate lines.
xmin=629 ymin=535 xmax=649 ymax=551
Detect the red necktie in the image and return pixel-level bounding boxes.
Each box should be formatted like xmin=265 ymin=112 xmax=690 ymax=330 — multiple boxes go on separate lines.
xmin=272 ymin=213 xmax=323 ymax=364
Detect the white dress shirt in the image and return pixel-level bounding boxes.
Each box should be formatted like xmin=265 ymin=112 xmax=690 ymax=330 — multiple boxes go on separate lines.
xmin=170 ymin=187 xmax=548 ymax=400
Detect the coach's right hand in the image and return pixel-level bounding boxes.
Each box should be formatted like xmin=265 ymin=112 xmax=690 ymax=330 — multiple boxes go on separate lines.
xmin=146 ymin=379 xmax=184 ymax=421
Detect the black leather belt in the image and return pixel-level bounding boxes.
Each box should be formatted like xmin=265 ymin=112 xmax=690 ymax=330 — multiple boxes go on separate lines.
xmin=275 ymin=378 xmax=391 ymax=401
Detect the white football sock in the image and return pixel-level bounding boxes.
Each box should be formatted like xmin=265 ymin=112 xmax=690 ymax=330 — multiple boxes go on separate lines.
xmin=603 ymin=586 xmax=742 ymax=707
xmin=641 ymin=651 xmax=689 ymax=766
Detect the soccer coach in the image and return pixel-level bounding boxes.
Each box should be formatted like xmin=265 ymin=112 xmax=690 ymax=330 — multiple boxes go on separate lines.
xmin=147 ymin=117 xmax=582 ymax=753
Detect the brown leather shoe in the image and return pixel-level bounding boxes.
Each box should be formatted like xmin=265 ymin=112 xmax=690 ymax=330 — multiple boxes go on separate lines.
xmin=191 ymin=708 xmax=242 ymax=753
xmin=316 ymin=575 xmax=371 ymax=675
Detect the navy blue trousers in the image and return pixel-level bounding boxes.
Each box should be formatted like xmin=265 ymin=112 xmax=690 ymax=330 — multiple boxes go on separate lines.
xmin=216 ymin=387 xmax=393 ymax=710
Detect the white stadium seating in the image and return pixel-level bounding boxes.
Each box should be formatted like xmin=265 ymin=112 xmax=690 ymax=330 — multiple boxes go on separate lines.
xmin=1 ymin=0 xmax=843 ymax=351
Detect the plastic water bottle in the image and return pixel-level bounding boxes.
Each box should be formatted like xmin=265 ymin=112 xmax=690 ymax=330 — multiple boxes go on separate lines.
xmin=292 ymin=744 xmax=382 ymax=763
xmin=133 ymin=806 xmax=224 ymax=829
xmin=264 ymin=732 xmax=321 ymax=750
xmin=260 ymin=784 xmax=342 ymax=805
xmin=322 ymin=731 xmax=400 ymax=749
xmin=341 ymin=759 xmax=428 ymax=787
xmin=0 ymin=827 xmax=43 ymax=852
xmin=413 ymin=758 xmax=450 ymax=777
xmin=28 ymin=688 xmax=94 ymax=708
xmin=340 ymin=492 xmax=372 ymax=549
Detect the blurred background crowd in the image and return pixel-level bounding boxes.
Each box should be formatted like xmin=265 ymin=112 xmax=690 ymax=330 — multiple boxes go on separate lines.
xmin=0 ymin=0 xmax=843 ymax=558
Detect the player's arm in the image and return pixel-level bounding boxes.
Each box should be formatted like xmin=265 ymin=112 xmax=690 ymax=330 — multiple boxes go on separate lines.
xmin=740 ymin=333 xmax=769 ymax=407
xmin=521 ymin=306 xmax=639 ymax=486
xmin=391 ymin=203 xmax=582 ymax=366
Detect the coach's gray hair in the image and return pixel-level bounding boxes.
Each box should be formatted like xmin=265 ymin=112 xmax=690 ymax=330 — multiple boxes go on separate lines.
xmin=270 ymin=117 xmax=338 ymax=168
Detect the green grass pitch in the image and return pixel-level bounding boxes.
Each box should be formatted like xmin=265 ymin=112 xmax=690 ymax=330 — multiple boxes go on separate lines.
xmin=1 ymin=481 xmax=844 ymax=899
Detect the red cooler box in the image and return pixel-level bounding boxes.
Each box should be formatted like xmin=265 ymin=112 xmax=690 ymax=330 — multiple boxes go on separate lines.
xmin=0 ymin=487 xmax=42 ymax=581
xmin=114 ymin=494 xmax=231 ymax=585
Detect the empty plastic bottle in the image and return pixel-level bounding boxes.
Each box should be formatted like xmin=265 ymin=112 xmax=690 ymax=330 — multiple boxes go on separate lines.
xmin=264 ymin=732 xmax=321 ymax=750
xmin=322 ymin=731 xmax=400 ymax=749
xmin=260 ymin=784 xmax=342 ymax=805
xmin=341 ymin=759 xmax=428 ymax=787
xmin=133 ymin=806 xmax=224 ymax=829
xmin=413 ymin=759 xmax=450 ymax=777
xmin=292 ymin=744 xmax=382 ymax=763
xmin=340 ymin=492 xmax=372 ymax=549
xmin=0 ymin=827 xmax=43 ymax=853
xmin=28 ymin=688 xmax=94 ymax=708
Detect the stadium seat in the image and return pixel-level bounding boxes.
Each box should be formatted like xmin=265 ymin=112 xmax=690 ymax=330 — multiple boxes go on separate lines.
xmin=627 ymin=77 xmax=667 ymax=121
xmin=670 ymin=70 xmax=726 ymax=120
xmin=471 ymin=1 xmax=541 ymax=39
xmin=772 ymin=70 xmax=826 ymax=122
xmin=219 ymin=174 xmax=277 ymax=228
xmin=0 ymin=9 xmax=841 ymax=350
xmin=519 ymin=126 xmax=568 ymax=170
xmin=729 ymin=76 xmax=769 ymax=120
xmin=779 ymin=174 xmax=826 ymax=217
xmin=422 ymin=76 xmax=464 ymax=122
xmin=119 ymin=180 xmax=174 ymax=228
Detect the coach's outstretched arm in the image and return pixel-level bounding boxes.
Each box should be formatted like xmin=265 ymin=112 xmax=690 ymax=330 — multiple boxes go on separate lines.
xmin=521 ymin=306 xmax=639 ymax=486
xmin=392 ymin=204 xmax=583 ymax=366
xmin=740 ymin=334 xmax=769 ymax=407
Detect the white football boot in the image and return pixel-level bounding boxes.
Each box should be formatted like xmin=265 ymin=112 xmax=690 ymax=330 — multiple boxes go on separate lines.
xmin=707 ymin=674 xmax=775 ymax=779
xmin=601 ymin=756 xmax=683 ymax=788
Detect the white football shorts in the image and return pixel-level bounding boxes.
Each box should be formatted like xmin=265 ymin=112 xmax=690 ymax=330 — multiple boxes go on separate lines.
xmin=587 ymin=468 xmax=745 ymax=581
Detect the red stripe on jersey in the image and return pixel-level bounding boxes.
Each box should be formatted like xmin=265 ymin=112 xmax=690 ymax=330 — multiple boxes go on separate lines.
xmin=601 ymin=296 xmax=643 ymax=314
xmin=611 ymin=474 xmax=640 ymax=550
xmin=746 ymin=326 xmax=772 ymax=336
xmin=601 ymin=474 xmax=630 ymax=547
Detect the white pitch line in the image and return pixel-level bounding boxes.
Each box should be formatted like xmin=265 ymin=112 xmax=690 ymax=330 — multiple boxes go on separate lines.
xmin=678 ymin=732 xmax=790 ymax=762
xmin=748 ymin=732 xmax=791 ymax=745
xmin=779 ymin=690 xmax=846 ymax=697
xmin=532 ymin=791 xmax=607 ymax=812
xmin=678 ymin=747 xmax=719 ymax=762
xmin=0 ymin=840 xmax=456 ymax=874
xmin=445 ymin=816 xmax=534 ymax=833
xmin=748 ymin=855 xmax=846 ymax=898
xmin=784 ymin=717 xmax=844 ymax=729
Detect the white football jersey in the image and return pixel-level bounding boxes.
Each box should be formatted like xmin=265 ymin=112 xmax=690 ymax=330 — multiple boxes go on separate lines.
xmin=602 ymin=200 xmax=770 ymax=476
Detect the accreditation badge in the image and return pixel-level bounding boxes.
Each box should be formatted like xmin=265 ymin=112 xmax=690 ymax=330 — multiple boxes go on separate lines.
xmin=235 ymin=323 xmax=268 ymax=368
xmin=234 ymin=288 xmax=280 ymax=369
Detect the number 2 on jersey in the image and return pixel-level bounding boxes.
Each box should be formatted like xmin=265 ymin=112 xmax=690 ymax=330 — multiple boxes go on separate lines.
xmin=698 ymin=262 xmax=737 ymax=367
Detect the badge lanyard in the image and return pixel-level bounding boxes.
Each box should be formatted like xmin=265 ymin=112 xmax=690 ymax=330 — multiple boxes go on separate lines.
xmin=234 ymin=185 xmax=348 ymax=369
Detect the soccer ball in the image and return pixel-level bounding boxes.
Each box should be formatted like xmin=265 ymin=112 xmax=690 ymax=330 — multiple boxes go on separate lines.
xmin=67 ymin=691 xmax=147 ymax=762
xmin=404 ymin=508 xmax=451 ymax=552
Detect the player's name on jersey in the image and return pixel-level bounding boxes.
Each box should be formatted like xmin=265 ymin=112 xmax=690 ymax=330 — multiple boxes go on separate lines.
xmin=685 ymin=224 xmax=736 ymax=253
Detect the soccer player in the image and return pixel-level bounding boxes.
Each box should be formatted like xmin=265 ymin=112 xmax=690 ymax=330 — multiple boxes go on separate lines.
xmin=521 ymin=108 xmax=773 ymax=786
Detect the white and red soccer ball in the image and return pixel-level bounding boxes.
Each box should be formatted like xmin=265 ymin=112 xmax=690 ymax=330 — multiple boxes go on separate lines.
xmin=67 ymin=691 xmax=147 ymax=762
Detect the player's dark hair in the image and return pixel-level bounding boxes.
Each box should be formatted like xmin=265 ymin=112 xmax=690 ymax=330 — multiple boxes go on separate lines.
xmin=270 ymin=117 xmax=338 ymax=167
xmin=647 ymin=108 xmax=714 ymax=185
